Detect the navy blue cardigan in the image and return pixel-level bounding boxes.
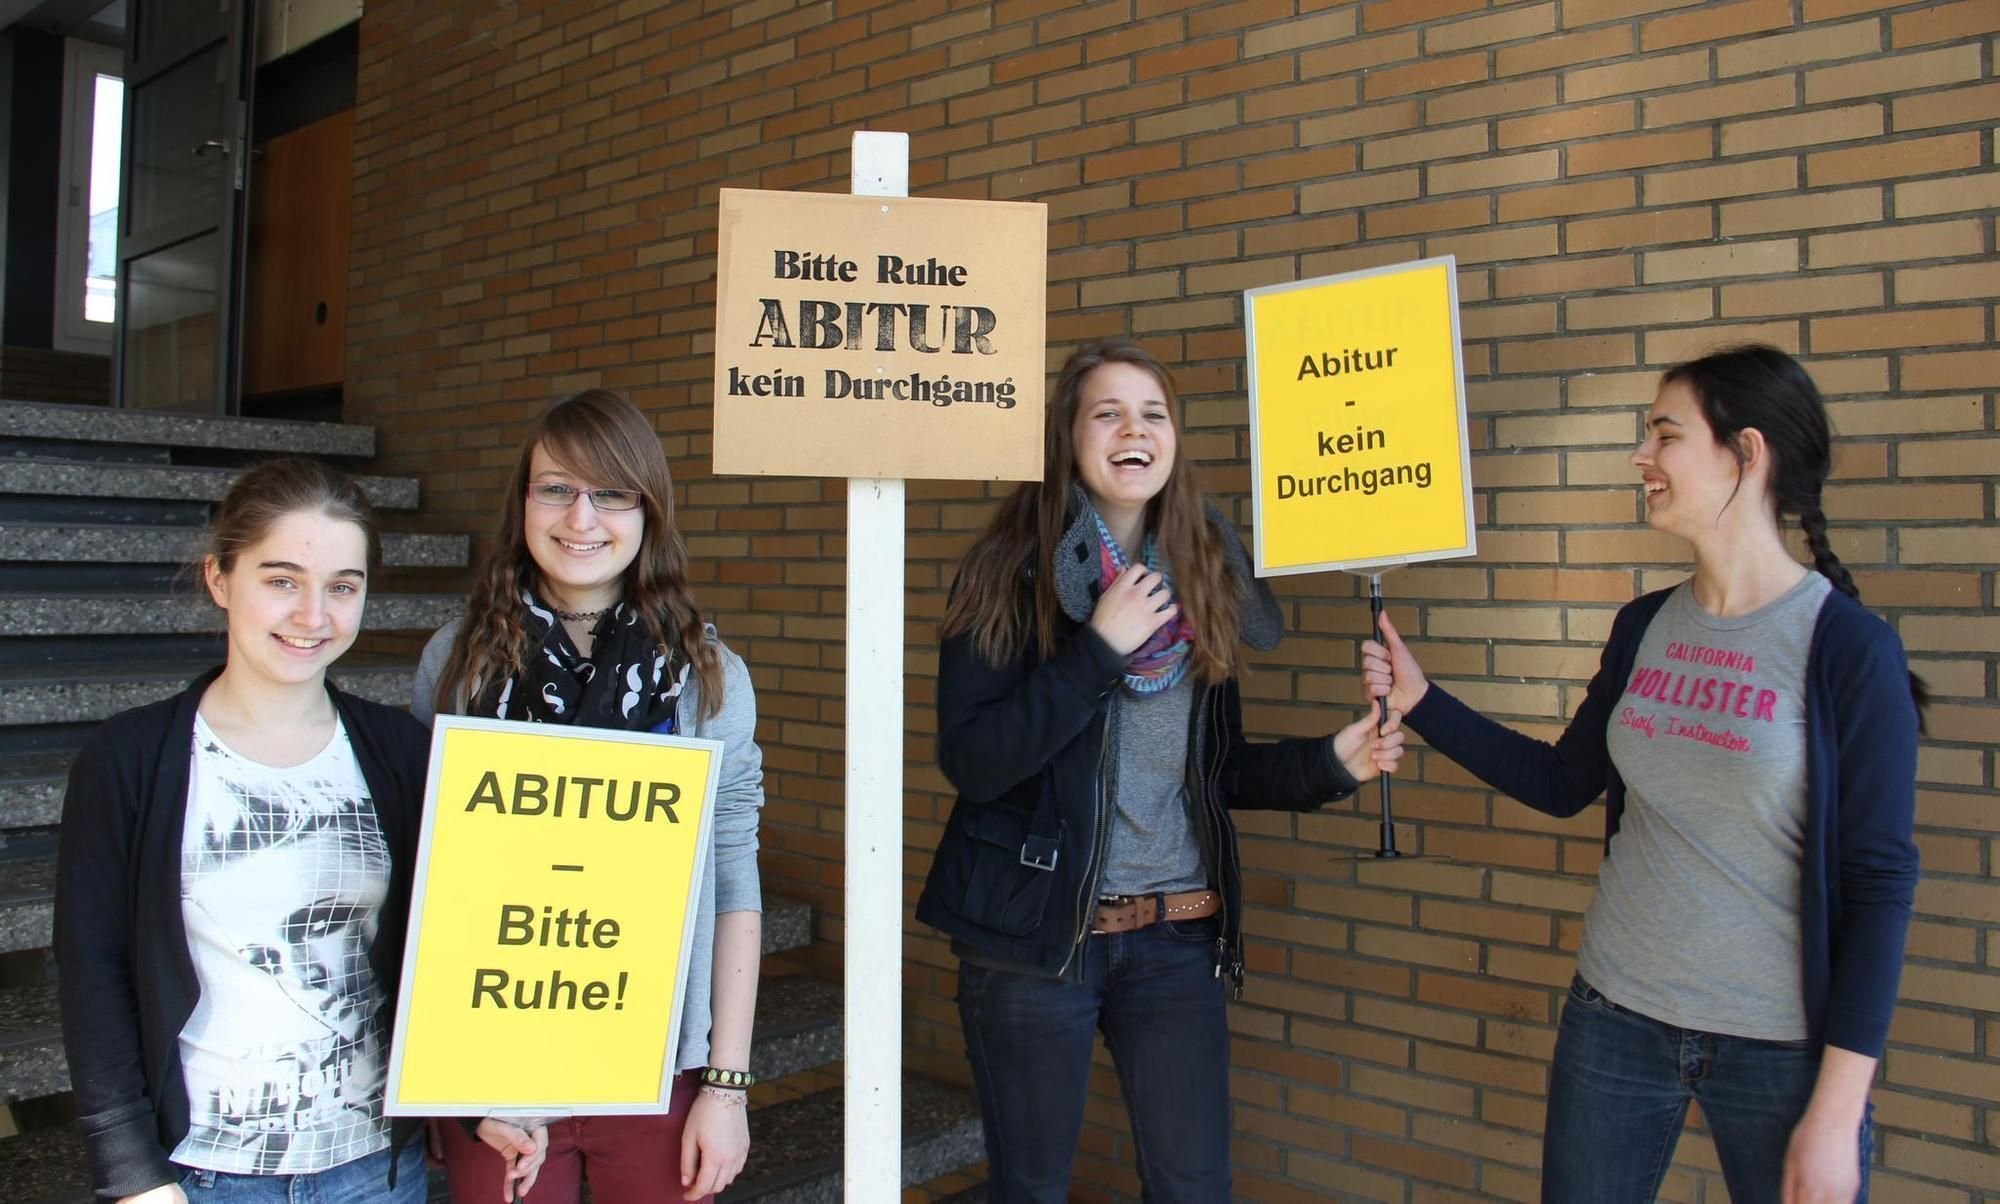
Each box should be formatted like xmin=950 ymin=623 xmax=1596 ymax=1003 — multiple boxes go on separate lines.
xmin=1404 ymin=585 xmax=1919 ymax=1058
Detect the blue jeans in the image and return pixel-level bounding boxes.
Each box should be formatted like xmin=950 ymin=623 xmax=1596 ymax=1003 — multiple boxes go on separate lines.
xmin=956 ymin=917 xmax=1230 ymax=1204
xmin=178 ymin=1141 xmax=426 ymax=1203
xmin=1544 ymin=976 xmax=1871 ymax=1204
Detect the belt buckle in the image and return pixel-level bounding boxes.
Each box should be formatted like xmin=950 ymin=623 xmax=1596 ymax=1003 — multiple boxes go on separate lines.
xmin=1090 ymin=893 xmax=1129 ymax=936
xmin=1018 ymin=835 xmax=1058 ymax=872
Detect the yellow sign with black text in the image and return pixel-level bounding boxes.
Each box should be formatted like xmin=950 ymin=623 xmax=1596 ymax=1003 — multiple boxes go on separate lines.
xmin=386 ymin=717 xmax=720 ymax=1116
xmin=1245 ymin=257 xmax=1476 ymax=576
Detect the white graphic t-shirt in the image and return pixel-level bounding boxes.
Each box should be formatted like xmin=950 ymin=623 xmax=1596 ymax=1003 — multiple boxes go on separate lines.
xmin=171 ymin=714 xmax=392 ymax=1174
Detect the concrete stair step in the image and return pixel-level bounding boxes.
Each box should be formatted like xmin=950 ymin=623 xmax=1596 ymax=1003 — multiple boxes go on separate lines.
xmin=0 ymin=751 xmax=72 ymax=830
xmin=0 ymin=968 xmax=841 ymax=1113
xmin=0 ymin=980 xmax=62 ymax=1103
xmin=0 ymin=523 xmax=467 ymax=569
xmin=0 ymin=400 xmax=374 ymax=458
xmin=748 ymin=974 xmax=841 ymax=1083
xmin=0 ymin=497 xmax=213 ymax=528
xmin=720 ymin=1075 xmax=984 ymax=1203
xmin=0 ymin=438 xmax=168 ymax=466
xmin=0 ymin=458 xmax=419 ymax=510
xmin=0 ymin=856 xmax=57 ymax=955
xmin=0 ymin=1125 xmax=91 ymax=1204
xmin=0 ymin=661 xmax=414 ymax=728
xmin=760 ymin=896 xmax=816 ymax=952
xmin=0 ymin=593 xmax=461 ymax=639
xmin=761 ymin=892 xmax=813 ymax=958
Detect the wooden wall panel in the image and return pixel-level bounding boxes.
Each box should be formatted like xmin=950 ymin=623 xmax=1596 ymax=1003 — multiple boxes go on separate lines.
xmin=243 ymin=107 xmax=351 ymax=398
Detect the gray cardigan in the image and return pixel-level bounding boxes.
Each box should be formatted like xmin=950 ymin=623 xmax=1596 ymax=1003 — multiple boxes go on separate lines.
xmin=413 ymin=619 xmax=765 ymax=1074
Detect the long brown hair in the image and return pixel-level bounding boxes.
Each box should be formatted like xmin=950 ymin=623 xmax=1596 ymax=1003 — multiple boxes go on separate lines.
xmin=941 ymin=339 xmax=1242 ymax=682
xmin=432 ymin=389 xmax=723 ymax=718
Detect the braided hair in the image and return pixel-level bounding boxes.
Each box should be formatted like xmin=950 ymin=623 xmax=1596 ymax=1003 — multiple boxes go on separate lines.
xmin=1660 ymin=345 xmax=1927 ymax=720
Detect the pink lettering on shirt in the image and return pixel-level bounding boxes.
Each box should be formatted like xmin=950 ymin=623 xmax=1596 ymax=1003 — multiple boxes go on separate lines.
xmin=1621 ymin=640 xmax=1786 ymax=755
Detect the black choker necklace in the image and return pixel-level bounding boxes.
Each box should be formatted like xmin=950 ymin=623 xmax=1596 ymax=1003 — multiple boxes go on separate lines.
xmin=554 ymin=606 xmax=610 ymax=622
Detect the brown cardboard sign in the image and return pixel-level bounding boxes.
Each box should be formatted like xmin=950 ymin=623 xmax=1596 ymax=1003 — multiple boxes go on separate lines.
xmin=712 ymin=188 xmax=1047 ymax=480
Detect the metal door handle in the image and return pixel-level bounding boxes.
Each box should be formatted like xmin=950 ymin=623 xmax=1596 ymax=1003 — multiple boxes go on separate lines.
xmin=193 ymin=139 xmax=229 ymax=158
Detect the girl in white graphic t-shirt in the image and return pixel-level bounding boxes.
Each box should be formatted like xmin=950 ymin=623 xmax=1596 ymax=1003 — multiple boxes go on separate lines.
xmin=58 ymin=460 xmax=433 ymax=1204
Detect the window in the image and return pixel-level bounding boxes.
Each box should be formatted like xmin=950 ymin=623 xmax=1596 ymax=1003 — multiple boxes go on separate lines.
xmin=55 ymin=38 xmax=124 ymax=353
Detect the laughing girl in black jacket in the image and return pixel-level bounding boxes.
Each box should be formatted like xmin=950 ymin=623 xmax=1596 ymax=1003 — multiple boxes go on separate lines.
xmin=916 ymin=338 xmax=1405 ymax=1203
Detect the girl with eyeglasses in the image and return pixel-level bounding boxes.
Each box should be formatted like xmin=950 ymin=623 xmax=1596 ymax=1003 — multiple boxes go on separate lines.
xmin=57 ymin=459 xmax=432 ymax=1204
xmin=1363 ymin=345 xmax=1923 ymax=1203
xmin=413 ymin=389 xmax=765 ymax=1203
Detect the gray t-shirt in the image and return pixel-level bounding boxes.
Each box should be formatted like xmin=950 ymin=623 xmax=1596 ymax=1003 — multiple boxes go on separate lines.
xmin=1098 ymin=682 xmax=1208 ymax=897
xmin=1580 ymin=572 xmax=1831 ymax=1040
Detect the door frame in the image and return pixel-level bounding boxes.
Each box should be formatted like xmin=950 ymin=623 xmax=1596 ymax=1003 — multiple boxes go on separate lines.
xmin=52 ymin=36 xmax=122 ymax=356
xmin=111 ymin=0 xmax=256 ymax=412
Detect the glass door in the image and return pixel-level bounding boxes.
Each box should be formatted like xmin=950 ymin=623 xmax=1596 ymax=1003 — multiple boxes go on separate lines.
xmin=113 ymin=0 xmax=255 ymax=412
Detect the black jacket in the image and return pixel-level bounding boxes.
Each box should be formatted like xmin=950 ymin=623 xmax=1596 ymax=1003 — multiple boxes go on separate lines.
xmin=54 ymin=667 xmax=432 ymax=1199
xmin=916 ymin=505 xmax=1361 ymax=985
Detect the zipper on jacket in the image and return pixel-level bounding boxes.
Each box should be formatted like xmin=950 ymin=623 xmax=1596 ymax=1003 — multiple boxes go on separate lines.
xmin=1199 ymin=687 xmax=1244 ymax=998
xmin=1184 ymin=686 xmax=1222 ymax=980
xmin=1058 ymin=694 xmax=1117 ymax=980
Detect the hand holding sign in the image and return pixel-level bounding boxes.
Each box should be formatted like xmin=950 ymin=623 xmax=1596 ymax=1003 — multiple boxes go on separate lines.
xmin=1361 ymin=611 xmax=1431 ymax=719
xmin=473 ymin=1118 xmax=546 ymax=1202
xmin=1333 ymin=706 xmax=1407 ymax=783
xmin=1245 ymin=257 xmax=1474 ymax=858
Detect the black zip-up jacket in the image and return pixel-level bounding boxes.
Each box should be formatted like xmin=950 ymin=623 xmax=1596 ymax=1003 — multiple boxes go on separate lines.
xmin=916 ymin=503 xmax=1361 ymax=986
xmin=54 ymin=668 xmax=431 ymax=1200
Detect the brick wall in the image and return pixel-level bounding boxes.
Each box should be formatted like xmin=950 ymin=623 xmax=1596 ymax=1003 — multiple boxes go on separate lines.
xmin=0 ymin=347 xmax=109 ymax=405
xmin=348 ymin=0 xmax=1999 ymax=1198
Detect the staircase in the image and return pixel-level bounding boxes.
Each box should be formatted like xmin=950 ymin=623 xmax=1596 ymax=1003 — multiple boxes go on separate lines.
xmin=0 ymin=400 xmax=983 ymax=1202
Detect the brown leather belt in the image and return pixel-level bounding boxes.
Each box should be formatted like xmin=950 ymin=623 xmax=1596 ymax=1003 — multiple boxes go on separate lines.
xmin=1091 ymin=890 xmax=1220 ymax=934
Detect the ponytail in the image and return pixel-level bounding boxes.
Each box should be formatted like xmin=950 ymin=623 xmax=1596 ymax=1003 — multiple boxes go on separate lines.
xmin=1798 ymin=507 xmax=1858 ymax=602
xmin=1799 ymin=503 xmax=1926 ymax=723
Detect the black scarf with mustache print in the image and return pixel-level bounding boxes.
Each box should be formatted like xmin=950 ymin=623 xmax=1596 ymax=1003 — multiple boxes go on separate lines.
xmin=475 ymin=589 xmax=689 ymax=733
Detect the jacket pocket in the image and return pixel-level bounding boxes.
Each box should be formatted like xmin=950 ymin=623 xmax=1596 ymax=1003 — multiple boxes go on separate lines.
xmin=952 ymin=804 xmax=1062 ymax=937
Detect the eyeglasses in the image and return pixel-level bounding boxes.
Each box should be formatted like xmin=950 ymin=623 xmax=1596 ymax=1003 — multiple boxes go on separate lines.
xmin=527 ymin=481 xmax=644 ymax=512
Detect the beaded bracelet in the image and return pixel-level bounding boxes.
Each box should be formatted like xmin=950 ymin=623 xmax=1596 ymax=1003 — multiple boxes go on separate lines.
xmin=698 ymin=1084 xmax=748 ymax=1108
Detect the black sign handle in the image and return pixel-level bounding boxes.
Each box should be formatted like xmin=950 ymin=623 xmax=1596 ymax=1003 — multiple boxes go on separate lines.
xmin=1370 ymin=573 xmax=1401 ymax=859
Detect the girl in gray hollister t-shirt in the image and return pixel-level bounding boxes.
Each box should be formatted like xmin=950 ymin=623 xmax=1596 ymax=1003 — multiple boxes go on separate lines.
xmin=1362 ymin=345 xmax=1922 ymax=1204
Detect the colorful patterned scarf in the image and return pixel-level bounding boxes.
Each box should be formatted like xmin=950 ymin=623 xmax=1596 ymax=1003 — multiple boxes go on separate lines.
xmin=1090 ymin=507 xmax=1196 ymax=694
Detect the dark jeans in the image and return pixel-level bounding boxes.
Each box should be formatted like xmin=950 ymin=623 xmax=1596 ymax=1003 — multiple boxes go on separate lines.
xmin=1544 ymin=976 xmax=1872 ymax=1204
xmin=956 ymin=917 xmax=1230 ymax=1204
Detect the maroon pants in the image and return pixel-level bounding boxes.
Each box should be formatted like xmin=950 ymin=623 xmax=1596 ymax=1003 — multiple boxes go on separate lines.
xmin=440 ymin=1071 xmax=710 ymax=1203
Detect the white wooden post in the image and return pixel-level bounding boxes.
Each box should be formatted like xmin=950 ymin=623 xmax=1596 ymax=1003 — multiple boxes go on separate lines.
xmin=844 ymin=130 xmax=908 ymax=1199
